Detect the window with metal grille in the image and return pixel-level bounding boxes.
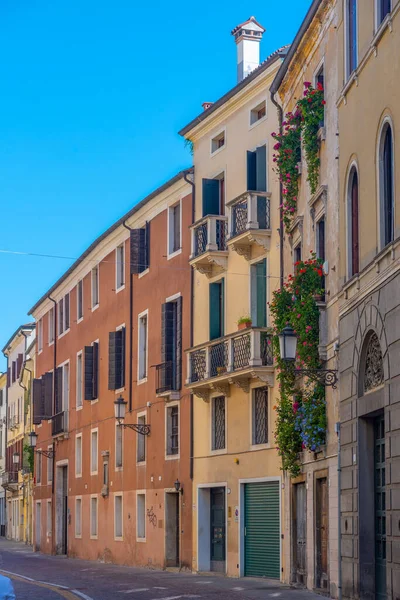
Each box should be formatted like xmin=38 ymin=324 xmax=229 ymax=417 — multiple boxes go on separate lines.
xmin=167 ymin=406 xmax=179 ymax=456
xmin=212 ymin=396 xmax=226 ymax=451
xmin=252 ymin=387 xmax=268 ymax=445
xmin=137 ymin=415 xmax=146 ymax=463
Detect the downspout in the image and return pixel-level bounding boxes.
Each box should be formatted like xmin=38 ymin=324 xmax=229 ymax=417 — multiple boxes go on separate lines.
xmin=184 ymin=169 xmax=195 ymax=482
xmin=3 ymin=353 xmax=9 ymax=539
xmin=270 ymin=91 xmax=284 ymax=288
xmin=48 ymin=296 xmax=57 ymax=554
xmin=122 ymin=221 xmax=134 ymax=413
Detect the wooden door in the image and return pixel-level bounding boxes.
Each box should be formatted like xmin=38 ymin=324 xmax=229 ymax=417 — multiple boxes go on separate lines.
xmin=316 ymin=478 xmax=329 ymax=590
xmin=293 ymin=483 xmax=307 ymax=585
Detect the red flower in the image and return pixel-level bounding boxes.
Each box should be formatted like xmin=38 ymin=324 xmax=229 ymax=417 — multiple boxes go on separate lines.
xmin=317 ymin=269 xmax=323 ymax=277
xmin=317 ymin=82 xmax=324 ymax=92
xmin=322 ymin=100 xmax=326 ymax=105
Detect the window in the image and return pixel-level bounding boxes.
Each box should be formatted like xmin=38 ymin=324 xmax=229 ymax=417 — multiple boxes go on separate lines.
xmin=202 ymin=175 xmax=225 ymax=217
xmin=168 ymin=202 xmax=181 ymax=255
xmin=378 ymin=0 xmax=391 ymax=25
xmin=250 ymin=100 xmax=266 ymax=125
xmin=38 ymin=319 xmax=43 ymax=352
xmin=103 ymin=461 xmax=109 ymax=486
xmin=160 ymin=297 xmax=183 ymax=392
xmin=212 ymin=396 xmax=226 ymax=451
xmin=130 ymin=223 xmax=150 ymax=274
xmin=317 ymin=218 xmax=326 ymax=297
xmin=91 ymin=266 xmax=99 ymax=309
xmin=76 ymin=352 xmax=83 ymax=409
xmin=252 ymin=387 xmax=268 ymax=445
xmin=55 ymin=362 xmax=69 ymax=416
xmin=108 ymin=329 xmax=125 ymax=390
xmin=294 ymin=243 xmax=302 ymax=266
xmin=77 ymin=280 xmax=83 ymax=321
xmin=36 ymin=452 xmax=42 ymax=484
xmin=315 ymin=65 xmax=325 ymax=126
xmin=11 ymin=362 xmax=16 ymax=384
xmin=347 ymin=0 xmax=358 ymax=76
xmin=211 ymin=130 xmax=225 ymax=154
xmin=209 ymin=281 xmax=224 ymax=340
xmin=115 ymin=424 xmax=123 ymax=469
xmin=76 ymin=435 xmax=82 ymax=477
xmin=166 ymin=405 xmax=179 ymax=456
xmin=251 ymin=259 xmax=267 ymax=327
xmin=58 ymin=294 xmax=70 ymax=336
xmin=48 ymin=308 xmax=55 ymax=344
xmin=91 ymin=430 xmax=98 ymax=475
xmin=46 ymin=501 xmax=52 ymax=537
xmin=379 ymin=124 xmax=394 ymax=248
xmin=116 ymin=244 xmax=125 ymax=290
xmin=137 ymin=493 xmax=146 ymax=539
xmin=115 ymin=495 xmax=123 ymax=539
xmin=75 ymin=498 xmax=82 ymax=537
xmin=247 ymin=145 xmax=267 ymax=192
xmin=0 ymin=389 xmax=3 ymax=407
xmin=348 ymin=168 xmax=359 ymax=277
xmin=137 ymin=415 xmax=146 ymax=463
xmin=90 ymin=496 xmax=98 ymax=537
xmin=84 ymin=342 xmax=99 ymax=400
xmin=138 ymin=313 xmax=148 ymax=381
xmin=47 ymin=446 xmax=53 ymax=483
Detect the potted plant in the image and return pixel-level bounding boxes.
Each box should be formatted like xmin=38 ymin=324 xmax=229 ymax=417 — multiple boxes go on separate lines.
xmin=216 ymin=366 xmax=227 ymax=375
xmin=237 ymin=316 xmax=252 ymax=331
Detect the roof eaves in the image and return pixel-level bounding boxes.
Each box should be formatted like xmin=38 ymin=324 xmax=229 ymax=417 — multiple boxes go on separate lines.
xmin=2 ymin=323 xmax=35 ymax=355
xmin=28 ymin=168 xmax=193 ymax=316
xmin=178 ymin=46 xmax=290 ymax=138
xmin=270 ymin=0 xmax=323 ymax=95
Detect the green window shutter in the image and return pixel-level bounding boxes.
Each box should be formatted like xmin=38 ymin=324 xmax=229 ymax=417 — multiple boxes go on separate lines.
xmin=220 ymin=278 xmax=225 ymax=337
xmin=175 ymin=296 xmax=183 ymax=391
xmin=247 ymin=151 xmax=257 ymax=191
xmin=256 ymin=260 xmax=267 ymax=327
xmin=202 ymin=179 xmax=220 ymax=216
xmin=209 ymin=282 xmax=222 ymax=340
xmin=256 ymin=145 xmax=267 ymax=192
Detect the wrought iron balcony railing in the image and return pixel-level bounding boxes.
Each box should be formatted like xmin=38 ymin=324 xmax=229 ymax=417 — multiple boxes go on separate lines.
xmin=156 ymin=361 xmax=174 ymax=394
xmin=230 ymin=191 xmax=271 ymax=237
xmin=191 ymin=215 xmax=228 ymax=258
xmin=52 ymin=411 xmax=67 ymax=436
xmin=2 ymin=471 xmax=18 ymax=486
xmin=187 ymin=328 xmax=273 ymax=385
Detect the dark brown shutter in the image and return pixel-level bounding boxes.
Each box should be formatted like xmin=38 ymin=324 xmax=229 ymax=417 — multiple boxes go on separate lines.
xmin=130 ymin=229 xmax=146 ymax=274
xmin=175 ymin=296 xmax=183 ymax=391
xmin=32 ymin=378 xmax=43 ymax=425
xmin=93 ymin=342 xmax=99 ymax=399
xmin=108 ymin=331 xmax=118 ymax=390
xmin=84 ymin=346 xmax=94 ymax=400
xmin=145 ymin=221 xmax=150 ymax=270
xmin=12 ymin=362 xmax=16 ymax=383
xmin=43 ymin=372 xmax=53 ymax=418
xmin=0 ymin=389 xmax=3 ymax=407
xmin=120 ymin=329 xmax=125 ymax=389
xmin=17 ymin=354 xmax=23 ymax=378
xmin=65 ymin=294 xmax=70 ymax=330
xmin=55 ymin=367 xmax=63 ymax=414
xmin=109 ymin=331 xmax=124 ymax=390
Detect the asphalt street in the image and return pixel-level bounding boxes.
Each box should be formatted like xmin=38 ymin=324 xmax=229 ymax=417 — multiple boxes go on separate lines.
xmin=0 ymin=539 xmax=322 ymax=600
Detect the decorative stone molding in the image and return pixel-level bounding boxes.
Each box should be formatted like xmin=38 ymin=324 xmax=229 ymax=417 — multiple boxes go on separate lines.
xmin=210 ymin=383 xmax=230 ymax=397
xmin=191 ymin=388 xmax=210 ymax=402
xmin=228 ymin=377 xmax=250 ymax=393
xmin=251 ymin=371 xmax=274 ymax=387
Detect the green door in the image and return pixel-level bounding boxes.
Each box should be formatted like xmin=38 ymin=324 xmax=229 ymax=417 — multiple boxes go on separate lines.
xmin=256 ymin=260 xmax=267 ymax=327
xmin=210 ymin=487 xmax=225 ymax=572
xmin=244 ymin=481 xmax=280 ymax=578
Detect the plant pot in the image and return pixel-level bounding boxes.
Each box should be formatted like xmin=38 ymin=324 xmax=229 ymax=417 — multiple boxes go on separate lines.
xmin=238 ymin=321 xmax=252 ymax=330
xmin=216 ymin=366 xmax=227 ymax=376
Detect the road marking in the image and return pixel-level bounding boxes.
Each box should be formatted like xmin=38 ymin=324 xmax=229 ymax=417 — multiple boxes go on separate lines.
xmin=72 ymin=592 xmax=95 ymax=600
xmin=196 ymin=580 xmax=213 ymax=584
xmin=232 ymin=588 xmax=244 ymax=591
xmin=118 ymin=589 xmax=150 ymax=594
xmin=154 ymin=587 xmax=168 ymax=590
xmin=38 ymin=580 xmax=70 ymax=589
xmin=152 ymin=596 xmax=200 ymax=600
xmin=0 ymin=569 xmax=81 ymax=599
xmin=0 ymin=569 xmax=35 ymax=581
xmin=270 ymin=594 xmax=281 ymax=597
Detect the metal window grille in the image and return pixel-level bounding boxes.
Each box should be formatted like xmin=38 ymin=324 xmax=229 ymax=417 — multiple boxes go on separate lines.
xmin=194 ymin=223 xmax=208 ymax=256
xmin=156 ymin=361 xmax=173 ymax=393
xmin=52 ymin=411 xmax=65 ymax=436
xmin=260 ymin=333 xmax=274 ymax=366
xmin=253 ymin=387 xmax=268 ymax=445
xmin=364 ymin=332 xmax=384 ymax=393
xmin=212 ymin=396 xmax=225 ymax=451
xmin=190 ymin=350 xmax=207 ymax=382
xmin=210 ymin=342 xmax=228 ymax=377
xmin=232 ymin=199 xmax=248 ymax=236
xmin=233 ymin=333 xmax=251 ymax=370
xmin=216 ymin=219 xmax=227 ymax=250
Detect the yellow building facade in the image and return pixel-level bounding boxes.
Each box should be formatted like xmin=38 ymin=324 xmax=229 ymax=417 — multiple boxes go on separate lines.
xmin=180 ymin=20 xmax=287 ymax=579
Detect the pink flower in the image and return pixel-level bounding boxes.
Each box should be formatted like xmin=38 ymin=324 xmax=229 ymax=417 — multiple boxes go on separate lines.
xmin=293 ymin=402 xmax=300 ymax=413
xmin=303 ymin=341 xmax=307 ymax=346
xmin=297 ymin=314 xmax=301 ymax=319
xmin=304 ymin=81 xmax=312 ymax=88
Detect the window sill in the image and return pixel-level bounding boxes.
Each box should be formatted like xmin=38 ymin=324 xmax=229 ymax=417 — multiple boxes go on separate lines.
xmin=115 ymin=285 xmax=125 ymax=294
xmin=210 ymin=448 xmax=227 ymax=456
xmin=138 ymin=268 xmax=149 ymax=279
xmin=249 ymin=114 xmax=267 ymax=131
xmin=38 ymin=349 xmax=43 ymax=355
xmin=91 ymin=304 xmax=99 ymax=313
xmin=76 ymin=405 xmax=83 ymax=412
xmin=114 ymin=536 xmax=124 ymax=542
xmin=115 ymin=466 xmax=123 ymax=472
xmin=167 ymin=249 xmax=182 ymax=261
xmin=136 ymin=461 xmax=146 ymax=466
xmin=75 ymin=534 xmax=82 ymax=539
xmin=210 ymin=145 xmax=226 ymax=158
xmin=137 ymin=377 xmax=147 ymax=386
xmin=136 ymin=537 xmax=146 ymax=543
xmin=90 ymin=471 xmax=98 ymax=476
xmin=165 ymin=454 xmax=180 ymax=461
xmin=77 ymin=317 xmax=83 ymax=325
xmin=90 ymin=535 xmax=98 ymax=540
xmin=90 ymin=398 xmax=99 ymax=405
xmin=48 ymin=341 xmax=54 ymax=347
xmin=58 ymin=328 xmax=70 ymax=340
xmin=250 ymin=443 xmax=270 ymax=451
xmin=75 ymin=473 xmax=82 ymax=479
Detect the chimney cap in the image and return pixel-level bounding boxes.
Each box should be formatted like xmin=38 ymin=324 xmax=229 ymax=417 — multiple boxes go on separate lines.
xmin=231 ymin=16 xmax=265 ymax=37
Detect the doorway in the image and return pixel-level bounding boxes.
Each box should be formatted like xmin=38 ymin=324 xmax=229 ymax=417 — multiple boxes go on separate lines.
xmin=56 ymin=465 xmax=68 ymax=555
xmin=292 ymin=482 xmax=307 ymax=586
xmin=165 ymin=492 xmax=179 ymax=567
xmin=316 ymin=477 xmax=329 ymax=590
xmin=35 ymin=502 xmax=41 ymax=551
xmin=210 ymin=487 xmax=225 ymax=572
xmin=374 ymin=415 xmax=386 ymax=600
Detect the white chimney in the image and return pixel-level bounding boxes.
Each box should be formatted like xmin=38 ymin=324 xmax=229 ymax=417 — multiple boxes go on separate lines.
xmin=231 ymin=16 xmax=265 ymax=83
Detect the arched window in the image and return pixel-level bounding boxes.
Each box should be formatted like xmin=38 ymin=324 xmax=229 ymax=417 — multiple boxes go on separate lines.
xmin=378 ymin=0 xmax=391 ymax=26
xmin=379 ymin=123 xmax=394 ymax=248
xmin=347 ymin=0 xmax=358 ymax=76
xmin=363 ymin=332 xmax=384 ymax=394
xmin=348 ymin=168 xmax=359 ymax=277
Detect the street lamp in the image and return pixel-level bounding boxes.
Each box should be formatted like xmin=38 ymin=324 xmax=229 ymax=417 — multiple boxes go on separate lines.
xmin=278 ymin=325 xmax=338 ymax=388
xmin=174 ymin=479 xmax=183 ymax=495
xmin=114 ymin=395 xmax=151 ymax=436
xmin=28 ymin=431 xmax=54 ymax=459
xmin=12 ymin=452 xmax=20 ymax=465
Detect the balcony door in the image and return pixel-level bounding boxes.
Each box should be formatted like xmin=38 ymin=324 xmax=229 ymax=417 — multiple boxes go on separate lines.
xmin=202 ymin=176 xmax=224 ymax=217
xmin=247 ymin=146 xmax=267 ymax=229
xmin=209 ymin=280 xmax=225 ymax=340
xmin=251 ymin=259 xmax=267 ymax=327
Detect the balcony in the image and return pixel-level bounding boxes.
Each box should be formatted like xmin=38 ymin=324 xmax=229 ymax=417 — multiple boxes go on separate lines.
xmin=52 ymin=411 xmax=68 ymax=437
xmin=1 ymin=471 xmax=19 ymax=491
xmin=227 ymin=191 xmax=272 ymax=259
xmin=186 ymin=327 xmax=274 ymax=401
xmin=155 ymin=361 xmax=180 ymax=401
xmin=190 ymin=215 xmax=228 ymax=277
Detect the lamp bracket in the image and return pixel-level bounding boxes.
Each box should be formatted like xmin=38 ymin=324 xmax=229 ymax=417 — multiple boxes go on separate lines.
xmin=118 ymin=422 xmax=151 ymax=436
xmin=36 ymin=449 xmax=55 ymax=459
xmin=293 ymin=368 xmax=338 ymax=389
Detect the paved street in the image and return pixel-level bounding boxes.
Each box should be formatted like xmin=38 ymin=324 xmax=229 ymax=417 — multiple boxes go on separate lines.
xmin=0 ymin=539 xmax=321 ymax=600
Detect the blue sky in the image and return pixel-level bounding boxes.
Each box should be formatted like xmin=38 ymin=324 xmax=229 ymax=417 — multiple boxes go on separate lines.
xmin=0 ymin=0 xmax=311 ymax=370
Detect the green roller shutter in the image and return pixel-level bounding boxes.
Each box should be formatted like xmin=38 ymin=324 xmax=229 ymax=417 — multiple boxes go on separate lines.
xmin=244 ymin=481 xmax=280 ymax=578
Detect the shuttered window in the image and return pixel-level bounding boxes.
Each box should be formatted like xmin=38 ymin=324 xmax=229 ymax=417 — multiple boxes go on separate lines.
xmin=76 ymin=353 xmax=83 ymax=409
xmin=12 ymin=362 xmax=16 ymax=384
xmin=166 ymin=405 xmax=179 ymax=456
xmin=212 ymin=396 xmax=226 ymax=451
xmin=85 ymin=342 xmax=99 ymax=400
xmin=209 ymin=281 xmax=224 ymax=340
xmin=379 ymin=0 xmax=391 ymax=23
xmin=138 ymin=315 xmax=148 ymax=381
xmin=161 ymin=297 xmax=182 ymax=391
xmin=130 ymin=223 xmax=150 ymax=274
xmin=77 ymin=280 xmax=83 ymax=321
xmin=0 ymin=389 xmax=3 ymax=407
xmin=108 ymin=329 xmax=125 ymax=390
xmin=347 ymin=0 xmax=358 ymax=75
xmin=251 ymin=259 xmax=267 ymax=328
xmin=32 ymin=372 xmax=53 ymax=424
xmin=137 ymin=415 xmax=146 ymax=463
xmin=247 ymin=146 xmax=267 ymax=192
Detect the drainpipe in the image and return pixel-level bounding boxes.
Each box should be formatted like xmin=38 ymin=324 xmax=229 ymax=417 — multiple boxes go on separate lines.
xmin=48 ymin=296 xmax=57 ymax=554
xmin=3 ymin=353 xmax=9 ymax=539
xmin=270 ymin=91 xmax=284 ymax=288
xmin=184 ymin=168 xmax=195 ymax=482
xmin=122 ymin=221 xmax=134 ymax=413
xmin=337 ymin=421 xmax=342 ymax=600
